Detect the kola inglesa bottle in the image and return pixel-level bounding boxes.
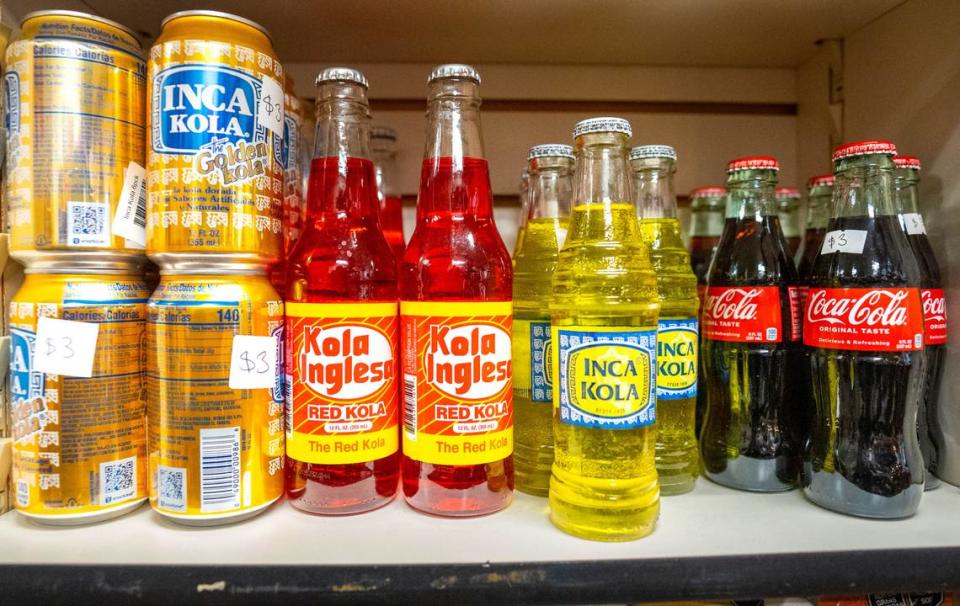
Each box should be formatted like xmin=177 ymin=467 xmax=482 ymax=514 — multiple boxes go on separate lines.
xmin=700 ymin=157 xmax=804 ymax=492
xmin=630 ymin=145 xmax=700 ymax=495
xmin=894 ymin=154 xmax=947 ymax=490
xmin=370 ymin=126 xmax=406 ymax=258
xmin=550 ymin=118 xmax=660 ymax=541
xmin=284 ymin=68 xmax=400 ymax=514
xmin=513 ymin=144 xmax=574 ymax=497
xmin=400 ymin=65 xmax=514 ymax=516
xmin=803 ymin=140 xmax=925 ymax=518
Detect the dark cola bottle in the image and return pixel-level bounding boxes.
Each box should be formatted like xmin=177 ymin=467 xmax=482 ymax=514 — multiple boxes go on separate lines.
xmin=796 ymin=175 xmax=834 ymax=281
xmin=700 ymin=157 xmax=804 ymax=492
xmin=803 ymin=140 xmax=925 ymax=518
xmin=895 ymin=154 xmax=946 ymax=491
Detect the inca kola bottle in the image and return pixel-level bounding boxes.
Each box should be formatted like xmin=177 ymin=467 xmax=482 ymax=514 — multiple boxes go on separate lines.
xmin=513 ymin=144 xmax=574 ymax=496
xmin=549 ymin=118 xmax=661 ymax=541
xmin=630 ymin=145 xmax=700 ymax=495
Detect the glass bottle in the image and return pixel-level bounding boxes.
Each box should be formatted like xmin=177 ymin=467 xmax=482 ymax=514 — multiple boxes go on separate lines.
xmin=776 ymin=186 xmax=803 ymax=256
xmin=796 ymin=175 xmax=834 ymax=280
xmin=370 ymin=126 xmax=406 ymax=258
xmin=284 ymin=67 xmax=400 ymax=514
xmin=630 ymin=145 xmax=700 ymax=495
xmin=399 ymin=65 xmax=514 ymax=516
xmin=688 ymin=186 xmax=727 ymax=287
xmin=550 ymin=117 xmax=660 ymax=541
xmin=700 ymin=157 xmax=804 ymax=492
xmin=513 ymin=144 xmax=574 ymax=496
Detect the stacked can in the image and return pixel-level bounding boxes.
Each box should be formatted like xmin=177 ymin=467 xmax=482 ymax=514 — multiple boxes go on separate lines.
xmin=144 ymin=11 xmax=285 ymax=525
xmin=5 ymin=11 xmax=150 ymax=524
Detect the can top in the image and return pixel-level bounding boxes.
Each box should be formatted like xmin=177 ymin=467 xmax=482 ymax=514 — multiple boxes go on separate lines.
xmin=316 ymin=67 xmax=368 ymax=88
xmin=528 ymin=144 xmax=575 ymax=161
xmin=428 ymin=64 xmax=481 ymax=84
xmin=161 ymin=10 xmax=272 ymax=42
xmin=775 ymin=187 xmax=801 ymax=199
xmin=573 ymin=117 xmax=632 ymax=138
xmin=690 ymin=186 xmax=727 ymax=198
xmin=894 ymin=155 xmax=922 ymax=171
xmin=727 ymin=156 xmax=779 ymax=172
xmin=371 ymin=126 xmax=398 ymax=141
xmin=807 ymin=174 xmax=835 ymax=189
xmin=629 ymin=145 xmax=676 ymax=161
xmin=832 ymin=140 xmax=897 ymax=162
xmin=22 ymin=10 xmax=141 ymax=43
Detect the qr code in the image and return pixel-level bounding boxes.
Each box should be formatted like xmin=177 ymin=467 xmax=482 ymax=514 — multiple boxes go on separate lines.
xmin=158 ymin=465 xmax=186 ymax=511
xmin=67 ymin=201 xmax=110 ymax=246
xmin=100 ymin=456 xmax=137 ymax=505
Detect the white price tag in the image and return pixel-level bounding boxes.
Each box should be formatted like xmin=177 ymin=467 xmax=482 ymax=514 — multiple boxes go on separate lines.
xmin=258 ymin=75 xmax=284 ymax=137
xmin=228 ymin=334 xmax=279 ymax=390
xmin=33 ymin=317 xmax=99 ymax=378
xmin=903 ymin=213 xmax=926 ymax=235
xmin=820 ymin=229 xmax=867 ymax=255
xmin=112 ymin=161 xmax=147 ymax=247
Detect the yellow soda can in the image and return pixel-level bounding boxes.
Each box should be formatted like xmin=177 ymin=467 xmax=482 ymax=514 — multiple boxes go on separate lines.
xmin=9 ymin=269 xmax=149 ymax=524
xmin=146 ymin=11 xmax=285 ymax=270
xmin=4 ymin=11 xmax=148 ymax=267
xmin=146 ymin=271 xmax=284 ymax=525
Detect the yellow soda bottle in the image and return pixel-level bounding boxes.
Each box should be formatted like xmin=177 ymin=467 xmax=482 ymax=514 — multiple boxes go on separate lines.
xmin=630 ymin=145 xmax=700 ymax=495
xmin=512 ymin=169 xmax=530 ymax=259
xmin=550 ymin=118 xmax=661 ymax=541
xmin=513 ymin=144 xmax=575 ymax=496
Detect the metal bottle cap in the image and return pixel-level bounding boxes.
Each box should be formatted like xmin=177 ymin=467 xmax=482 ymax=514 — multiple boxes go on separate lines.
xmin=893 ymin=155 xmax=922 ymax=171
xmin=371 ymin=126 xmax=398 ymax=141
xmin=316 ymin=67 xmax=369 ymax=88
xmin=629 ymin=145 xmax=677 ymax=161
xmin=428 ymin=64 xmax=481 ymax=84
xmin=573 ymin=117 xmax=632 ymax=138
xmin=528 ymin=144 xmax=575 ymax=161
xmin=832 ymin=140 xmax=897 ymax=162
xmin=727 ymin=156 xmax=779 ymax=172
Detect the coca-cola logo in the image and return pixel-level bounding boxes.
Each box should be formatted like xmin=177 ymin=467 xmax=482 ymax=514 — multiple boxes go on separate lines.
xmin=922 ymin=290 xmax=947 ymax=322
xmin=704 ymin=288 xmax=762 ymax=321
xmin=807 ymin=289 xmax=910 ymax=327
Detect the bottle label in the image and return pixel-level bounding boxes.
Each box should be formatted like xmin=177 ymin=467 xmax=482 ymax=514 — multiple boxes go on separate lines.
xmin=921 ymin=288 xmax=948 ymax=345
xmin=285 ymin=302 xmax=399 ymax=464
xmin=820 ymin=229 xmax=868 ymax=255
xmin=513 ymin=319 xmax=553 ymax=403
xmin=903 ymin=213 xmax=927 ymax=235
xmin=788 ymin=286 xmax=803 ymax=341
xmin=400 ymin=301 xmax=513 ymax=465
xmin=702 ymin=286 xmax=783 ymax=343
xmin=554 ymin=327 xmax=657 ymax=429
xmin=804 ymin=287 xmax=924 ymax=351
xmin=656 ymin=318 xmax=698 ymax=400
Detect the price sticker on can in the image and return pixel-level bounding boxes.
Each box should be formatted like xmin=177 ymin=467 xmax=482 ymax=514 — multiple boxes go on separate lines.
xmin=229 ymin=334 xmax=279 ymax=389
xmin=33 ymin=316 xmax=100 ymax=378
xmin=258 ymin=75 xmax=285 ymax=137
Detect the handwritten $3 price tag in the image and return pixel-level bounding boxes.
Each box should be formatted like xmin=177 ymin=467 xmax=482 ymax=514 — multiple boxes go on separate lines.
xmin=34 ymin=317 xmax=100 ymax=378
xmin=228 ymin=334 xmax=279 ymax=390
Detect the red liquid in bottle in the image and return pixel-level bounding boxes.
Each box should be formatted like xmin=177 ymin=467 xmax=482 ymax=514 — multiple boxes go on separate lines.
xmin=400 ymin=156 xmax=514 ymax=515
xmin=380 ymin=195 xmax=406 ymax=258
xmin=285 ymin=155 xmax=400 ymax=513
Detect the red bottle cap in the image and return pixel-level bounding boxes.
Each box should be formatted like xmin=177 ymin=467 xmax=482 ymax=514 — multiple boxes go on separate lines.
xmin=832 ymin=140 xmax=897 ymax=161
xmin=894 ymin=155 xmax=922 ymax=171
xmin=807 ymin=174 xmax=835 ymax=189
xmin=727 ymin=156 xmax=779 ymax=172
xmin=775 ymin=187 xmax=801 ymax=199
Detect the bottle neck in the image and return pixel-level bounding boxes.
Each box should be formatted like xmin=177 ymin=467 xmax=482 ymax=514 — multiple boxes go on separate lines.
xmin=527 ymin=157 xmax=574 ymax=221
xmin=371 ymin=146 xmax=399 ymax=199
xmin=725 ymin=170 xmax=778 ymax=220
xmin=894 ymin=169 xmax=921 ymax=214
xmin=832 ymin=154 xmax=898 ymax=218
xmin=690 ymin=203 xmax=725 ymax=237
xmin=631 ymin=158 xmax=677 ymax=220
xmin=573 ymin=132 xmax=633 ymax=207
xmin=805 ymin=190 xmax=832 ymax=229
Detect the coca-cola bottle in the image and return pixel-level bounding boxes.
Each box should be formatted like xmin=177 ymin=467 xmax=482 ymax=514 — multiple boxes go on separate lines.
xmin=688 ymin=186 xmax=727 ymax=288
xmin=796 ymin=175 xmax=835 ymax=280
xmin=803 ymin=140 xmax=925 ymax=518
xmin=700 ymin=156 xmax=803 ymax=492
xmin=776 ymin=187 xmax=803 ymax=256
xmin=895 ymin=154 xmax=946 ymax=491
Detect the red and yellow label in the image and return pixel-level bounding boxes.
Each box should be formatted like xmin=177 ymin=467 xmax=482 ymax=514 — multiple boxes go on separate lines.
xmin=804 ymin=287 xmax=923 ymax=351
xmin=285 ymin=302 xmax=399 ymax=465
xmin=702 ymin=286 xmax=784 ymax=343
xmin=400 ymin=301 xmax=513 ymax=466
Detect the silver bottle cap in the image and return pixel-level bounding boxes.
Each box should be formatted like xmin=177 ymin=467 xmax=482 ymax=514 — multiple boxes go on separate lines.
xmin=371 ymin=126 xmax=398 ymax=141
xmin=573 ymin=117 xmax=632 ymax=138
xmin=528 ymin=144 xmax=575 ymax=161
xmin=316 ymin=67 xmax=369 ymax=88
xmin=428 ymin=64 xmax=481 ymax=84
xmin=630 ymin=145 xmax=677 ymax=161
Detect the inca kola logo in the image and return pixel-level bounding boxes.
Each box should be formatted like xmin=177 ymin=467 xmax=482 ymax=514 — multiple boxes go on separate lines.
xmin=299 ymin=324 xmax=394 ymax=401
xmin=425 ymin=323 xmax=512 ymax=399
xmin=568 ymin=343 xmax=650 ymax=418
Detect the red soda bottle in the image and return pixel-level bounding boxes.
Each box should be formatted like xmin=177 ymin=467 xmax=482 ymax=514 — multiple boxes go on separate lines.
xmin=400 ymin=64 xmax=514 ymax=516
xmin=700 ymin=157 xmax=804 ymax=492
xmin=284 ymin=67 xmax=400 ymax=514
xmin=894 ymin=154 xmax=945 ymax=491
xmin=803 ymin=141 xmax=925 ymax=518
xmin=775 ymin=186 xmax=803 ymax=256
xmin=371 ymin=126 xmax=406 ymax=258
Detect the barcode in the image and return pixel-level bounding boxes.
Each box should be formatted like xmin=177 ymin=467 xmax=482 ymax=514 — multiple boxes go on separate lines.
xmin=403 ymin=373 xmax=417 ymax=439
xmin=284 ymin=374 xmax=293 ymax=437
xmin=199 ymin=427 xmax=241 ymax=512
xmin=133 ymin=181 xmax=146 ymax=228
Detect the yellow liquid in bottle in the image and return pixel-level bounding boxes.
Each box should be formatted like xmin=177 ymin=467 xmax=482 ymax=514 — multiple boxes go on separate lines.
xmin=549 ymin=202 xmax=661 ymax=541
xmin=513 ymin=217 xmax=567 ymax=496
xmin=640 ymin=217 xmax=701 ymax=495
